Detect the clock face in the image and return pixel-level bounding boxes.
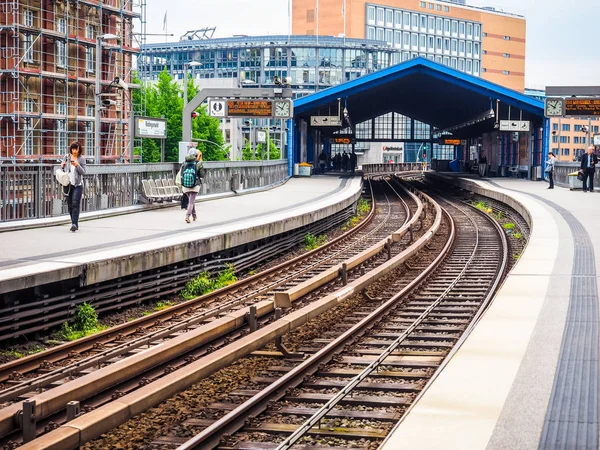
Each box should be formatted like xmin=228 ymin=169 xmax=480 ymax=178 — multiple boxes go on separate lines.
xmin=546 ymin=99 xmax=563 ymax=116
xmin=275 ymin=101 xmax=291 ymax=118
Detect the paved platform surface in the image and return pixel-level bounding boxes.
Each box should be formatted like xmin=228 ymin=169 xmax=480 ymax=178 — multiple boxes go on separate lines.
xmin=382 ymin=177 xmax=600 ymax=450
xmin=0 ymin=176 xmax=362 ymax=294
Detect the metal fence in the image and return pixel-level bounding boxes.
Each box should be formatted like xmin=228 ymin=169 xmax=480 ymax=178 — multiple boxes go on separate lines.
xmin=0 ymin=160 xmax=288 ymax=222
xmin=553 ymin=162 xmax=600 ymax=188
xmin=361 ymin=163 xmax=424 ymax=174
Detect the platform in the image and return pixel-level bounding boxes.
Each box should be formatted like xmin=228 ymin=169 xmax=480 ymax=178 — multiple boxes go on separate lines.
xmin=0 ymin=176 xmax=362 ymax=294
xmin=382 ymin=176 xmax=600 ymax=450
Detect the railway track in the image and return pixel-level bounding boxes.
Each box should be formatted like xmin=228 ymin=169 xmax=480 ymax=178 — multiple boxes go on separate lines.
xmin=0 ymin=179 xmax=425 ymax=446
xmin=157 ymin=181 xmax=509 ymax=450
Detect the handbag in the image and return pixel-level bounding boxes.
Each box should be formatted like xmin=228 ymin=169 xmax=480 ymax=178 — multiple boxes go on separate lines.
xmin=544 ymin=165 xmax=552 ymax=174
xmin=577 ymin=171 xmax=584 ymax=182
xmin=55 ymin=168 xmax=71 ymax=187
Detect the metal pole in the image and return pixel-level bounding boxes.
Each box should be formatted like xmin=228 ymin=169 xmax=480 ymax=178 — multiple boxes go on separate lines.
xmin=95 ymin=37 xmax=102 ymax=164
xmin=160 ymin=139 xmax=165 ymax=163
xmin=343 ymin=0 xmax=347 ymax=45
xmin=129 ymin=109 xmax=135 ymax=162
xmin=183 ymin=63 xmax=188 ymax=107
xmin=267 ymin=123 xmax=270 ymax=161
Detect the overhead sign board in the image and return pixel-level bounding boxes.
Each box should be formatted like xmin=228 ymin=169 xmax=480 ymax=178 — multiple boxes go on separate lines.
xmin=565 ymin=98 xmax=600 ymax=117
xmin=208 ymin=100 xmax=226 ymax=118
xmin=311 ymin=116 xmax=342 ymax=127
xmin=227 ymin=100 xmax=273 ymax=117
xmin=499 ymin=120 xmax=530 ymax=132
xmin=441 ymin=138 xmax=461 ymax=146
xmin=135 ymin=116 xmax=166 ymax=139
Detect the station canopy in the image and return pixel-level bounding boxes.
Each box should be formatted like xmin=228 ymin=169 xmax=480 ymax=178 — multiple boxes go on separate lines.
xmin=294 ymin=57 xmax=544 ymax=139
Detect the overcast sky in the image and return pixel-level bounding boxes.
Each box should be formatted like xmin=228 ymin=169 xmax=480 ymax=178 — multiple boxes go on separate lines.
xmin=144 ymin=0 xmax=599 ymax=88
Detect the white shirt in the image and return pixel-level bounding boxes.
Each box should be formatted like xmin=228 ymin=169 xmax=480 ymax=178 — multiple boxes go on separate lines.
xmin=69 ymin=164 xmax=77 ymax=186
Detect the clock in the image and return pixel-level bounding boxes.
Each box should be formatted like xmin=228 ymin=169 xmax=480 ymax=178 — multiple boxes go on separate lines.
xmin=545 ymin=98 xmax=564 ymax=117
xmin=274 ymin=100 xmax=292 ymax=118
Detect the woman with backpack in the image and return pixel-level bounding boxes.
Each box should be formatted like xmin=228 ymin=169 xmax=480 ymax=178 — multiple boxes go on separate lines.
xmin=178 ymin=149 xmax=205 ymax=223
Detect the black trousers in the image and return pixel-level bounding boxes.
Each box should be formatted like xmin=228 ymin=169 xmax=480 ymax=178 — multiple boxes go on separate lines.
xmin=583 ymin=168 xmax=595 ymax=192
xmin=548 ymin=171 xmax=554 ymax=189
xmin=67 ymin=185 xmax=83 ymax=226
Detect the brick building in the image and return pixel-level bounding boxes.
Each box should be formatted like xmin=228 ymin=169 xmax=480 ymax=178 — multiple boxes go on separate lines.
xmin=0 ymin=0 xmax=144 ymax=162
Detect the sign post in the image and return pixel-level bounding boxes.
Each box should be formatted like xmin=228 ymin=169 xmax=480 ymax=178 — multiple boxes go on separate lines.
xmin=134 ymin=117 xmax=167 ymax=162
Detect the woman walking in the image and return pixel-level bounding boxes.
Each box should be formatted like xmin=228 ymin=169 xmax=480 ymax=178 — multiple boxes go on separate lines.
xmin=178 ymin=149 xmax=205 ymax=223
xmin=61 ymin=142 xmax=86 ymax=231
xmin=546 ymin=152 xmax=556 ymax=189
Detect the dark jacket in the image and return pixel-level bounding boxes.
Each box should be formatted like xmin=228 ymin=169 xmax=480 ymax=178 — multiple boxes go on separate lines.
xmin=580 ymin=153 xmax=599 ymax=171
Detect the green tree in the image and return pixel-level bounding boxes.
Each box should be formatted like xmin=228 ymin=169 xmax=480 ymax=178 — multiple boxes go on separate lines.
xmin=242 ymin=136 xmax=281 ymax=161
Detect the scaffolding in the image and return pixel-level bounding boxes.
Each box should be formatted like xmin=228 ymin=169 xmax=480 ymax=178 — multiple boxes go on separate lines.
xmin=0 ymin=0 xmax=146 ymax=162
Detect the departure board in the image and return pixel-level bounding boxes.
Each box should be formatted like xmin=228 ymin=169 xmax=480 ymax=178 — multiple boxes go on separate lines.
xmin=227 ymin=100 xmax=273 ymax=117
xmin=565 ymin=98 xmax=600 ymax=116
xmin=441 ymin=139 xmax=461 ymax=145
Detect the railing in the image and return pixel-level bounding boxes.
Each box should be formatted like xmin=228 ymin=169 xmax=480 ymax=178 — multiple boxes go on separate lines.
xmin=553 ymin=162 xmax=600 ymax=188
xmin=0 ymin=160 xmax=288 ymax=222
xmin=361 ymin=163 xmax=424 ymax=174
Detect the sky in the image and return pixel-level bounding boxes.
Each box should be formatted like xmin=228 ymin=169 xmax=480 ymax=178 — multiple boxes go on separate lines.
xmin=144 ymin=0 xmax=599 ymax=88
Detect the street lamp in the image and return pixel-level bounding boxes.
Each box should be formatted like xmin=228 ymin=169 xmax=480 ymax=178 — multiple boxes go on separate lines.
xmin=183 ymin=61 xmax=201 ymax=107
xmin=95 ymin=33 xmax=120 ymax=164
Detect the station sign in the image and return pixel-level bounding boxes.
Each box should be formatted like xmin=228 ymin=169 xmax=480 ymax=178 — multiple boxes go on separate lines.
xmin=440 ymin=138 xmax=461 ymax=146
xmin=135 ymin=116 xmax=167 ymax=139
xmin=311 ymin=116 xmax=342 ymax=127
xmin=594 ymin=134 xmax=600 ymax=146
xmin=227 ymin=99 xmax=273 ymax=117
xmin=499 ymin=120 xmax=530 ymax=132
xmin=565 ymin=98 xmax=600 ymax=117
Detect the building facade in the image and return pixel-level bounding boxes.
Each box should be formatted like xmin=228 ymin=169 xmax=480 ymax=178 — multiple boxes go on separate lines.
xmin=0 ymin=0 xmax=143 ymax=162
xmin=292 ymin=0 xmax=526 ymax=91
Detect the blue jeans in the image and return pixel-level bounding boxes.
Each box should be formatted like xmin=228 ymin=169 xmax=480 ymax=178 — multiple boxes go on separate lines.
xmin=68 ymin=185 xmax=83 ymax=226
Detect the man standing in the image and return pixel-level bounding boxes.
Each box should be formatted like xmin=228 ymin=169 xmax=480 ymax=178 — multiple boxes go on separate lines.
xmin=580 ymin=145 xmax=598 ymax=193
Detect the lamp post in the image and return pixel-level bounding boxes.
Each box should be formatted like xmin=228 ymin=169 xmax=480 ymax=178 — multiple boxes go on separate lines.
xmin=183 ymin=61 xmax=201 ymax=107
xmin=95 ymin=33 xmax=119 ymax=164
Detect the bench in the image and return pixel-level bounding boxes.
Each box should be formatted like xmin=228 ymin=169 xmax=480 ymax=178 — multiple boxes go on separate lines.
xmin=140 ymin=178 xmax=182 ymax=204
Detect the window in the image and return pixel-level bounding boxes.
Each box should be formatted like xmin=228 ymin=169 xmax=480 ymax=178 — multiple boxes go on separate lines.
xmin=23 ymin=118 xmax=33 ymax=155
xmin=474 ymin=24 xmax=481 ymax=40
xmin=386 ymin=29 xmax=393 ymax=45
xmin=466 ymin=59 xmax=472 ymax=73
xmin=582 ymin=137 xmax=586 ymax=144
xmin=504 ymin=35 xmax=510 ymax=40
xmin=436 ymin=18 xmax=442 ymax=34
xmin=435 ymin=37 xmax=442 ymax=52
xmin=403 ymin=32 xmax=410 ymax=48
xmin=403 ymin=12 xmax=410 ymax=29
xmin=443 ymin=38 xmax=450 ymax=53
xmin=386 ymin=9 xmax=393 ymax=25
xmin=474 ymin=42 xmax=480 ymax=57
xmin=428 ymin=35 xmax=434 ymax=52
xmin=367 ymin=27 xmax=375 ymax=40
xmin=444 ymin=6 xmax=449 ymax=12
xmin=436 ymin=4 xmax=442 ymax=11
xmin=85 ymin=121 xmax=94 ymax=156
xmin=502 ymin=70 xmax=510 ymax=75
xmin=367 ymin=6 xmax=375 ymax=22
xmin=395 ymin=11 xmax=402 ymax=27
xmin=444 ymin=19 xmax=450 ymax=34
xmin=562 ymin=124 xmax=570 ymax=132
xmin=574 ymin=137 xmax=580 ymax=144
xmin=451 ymin=20 xmax=458 ymax=36
xmin=594 ymin=126 xmax=599 ymax=133
xmin=411 ymin=13 xmax=418 ymax=29
xmin=377 ymin=8 xmax=384 ymax=23
xmin=394 ymin=31 xmax=401 ymax=46
xmin=459 ymin=22 xmax=465 ymax=36
xmin=553 ymin=123 xmax=559 ymax=131
xmin=466 ymin=23 xmax=473 ymax=38
xmin=402 ymin=51 xmax=410 ymax=61
xmin=466 ymin=41 xmax=472 ymax=56
xmin=503 ymin=53 xmax=510 ymax=58
xmin=23 ymin=9 xmax=33 ymax=27
xmin=435 ymin=55 xmax=441 ymax=63
xmin=451 ymin=39 xmax=457 ymax=53
xmin=420 ymin=1 xmax=426 ymax=7
xmin=376 ymin=28 xmax=384 ymax=41
xmin=411 ymin=33 xmax=418 ymax=49
xmin=443 ymin=56 xmax=449 ymax=66
xmin=451 ymin=58 xmax=457 ymax=69
xmin=428 ymin=3 xmax=434 ymax=9
xmin=23 ymin=34 xmax=33 ymax=62
xmin=57 ymin=103 xmax=68 ymax=155
xmin=86 ymin=24 xmax=95 ymax=40
xmin=459 ymin=40 xmax=465 ymax=55
xmin=57 ymin=41 xmax=67 ymax=67
xmin=473 ymin=60 xmax=480 ymax=74
xmin=86 ymin=47 xmax=94 ymax=72
xmin=563 ymin=149 xmax=570 ymax=156
xmin=420 ymin=15 xmax=427 ymax=31
xmin=559 ymin=136 xmax=570 ymax=144
xmin=458 ymin=58 xmax=464 ymax=71
xmin=428 ymin=16 xmax=434 ymax=32
xmin=420 ymin=34 xmax=426 ymax=50
xmin=574 ymin=124 xmax=582 ymax=132
xmin=24 ymin=98 xmax=34 ymax=113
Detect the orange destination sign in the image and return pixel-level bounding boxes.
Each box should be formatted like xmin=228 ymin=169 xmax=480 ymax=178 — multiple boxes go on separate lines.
xmin=565 ymin=98 xmax=600 ymax=116
xmin=442 ymin=139 xmax=461 ymax=145
xmin=227 ymin=100 xmax=273 ymax=117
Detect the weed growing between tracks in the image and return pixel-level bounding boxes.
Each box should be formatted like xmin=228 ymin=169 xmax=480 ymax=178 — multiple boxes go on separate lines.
xmin=304 ymin=232 xmax=328 ymax=251
xmin=58 ymin=303 xmax=107 ymax=341
xmin=180 ymin=264 xmax=237 ymax=300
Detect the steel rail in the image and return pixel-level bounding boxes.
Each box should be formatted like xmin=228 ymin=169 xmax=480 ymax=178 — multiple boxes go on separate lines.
xmin=175 ymin=190 xmax=448 ymax=450
xmin=0 ymin=183 xmax=377 ymax=384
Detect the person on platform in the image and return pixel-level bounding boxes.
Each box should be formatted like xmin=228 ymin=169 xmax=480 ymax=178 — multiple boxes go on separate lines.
xmin=318 ymin=151 xmax=327 ymax=174
xmin=350 ymin=150 xmax=357 ymax=176
xmin=478 ymin=152 xmax=487 ymax=178
xmin=178 ymin=149 xmax=205 ymax=223
xmin=580 ymin=145 xmax=598 ymax=193
xmin=61 ymin=141 xmax=86 ymax=232
xmin=545 ymin=152 xmax=556 ymax=189
xmin=333 ymin=153 xmax=341 ymax=171
xmin=342 ymin=152 xmax=350 ymax=171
